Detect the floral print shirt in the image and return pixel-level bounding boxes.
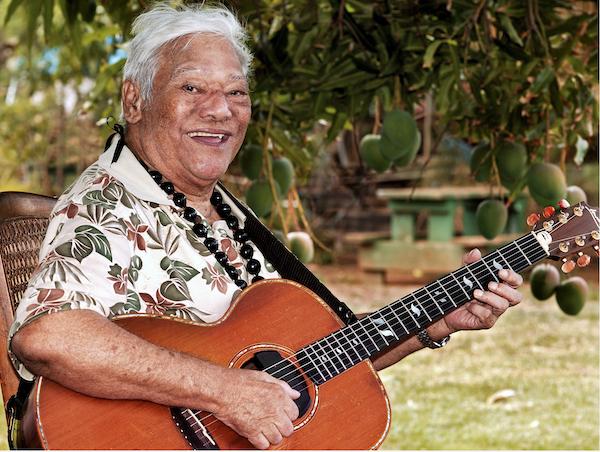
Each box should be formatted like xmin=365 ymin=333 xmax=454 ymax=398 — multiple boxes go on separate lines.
xmin=9 ymin=138 xmax=279 ymax=380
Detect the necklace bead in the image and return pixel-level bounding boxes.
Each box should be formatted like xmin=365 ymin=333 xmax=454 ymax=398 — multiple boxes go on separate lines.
xmin=235 ymin=279 xmax=248 ymax=289
xmin=173 ymin=193 xmax=187 ymax=208
xmin=210 ymin=191 xmax=223 ymax=206
xmin=204 ymin=237 xmax=219 ymax=253
xmin=160 ymin=182 xmax=175 ymax=195
xmin=246 ymin=258 xmax=261 ymax=275
xmin=193 ymin=223 xmax=208 ymax=238
xmin=240 ymin=244 xmax=254 ymax=259
xmin=183 ymin=207 xmax=197 ymax=222
xmin=225 ymin=215 xmax=239 ymax=230
xmin=234 ymin=230 xmax=249 ymax=243
xmin=216 ymin=203 xmax=232 ymax=218
xmin=214 ymin=251 xmax=228 ymax=265
xmin=149 ymin=171 xmax=163 ymax=183
xmin=224 ymin=264 xmax=239 ymax=279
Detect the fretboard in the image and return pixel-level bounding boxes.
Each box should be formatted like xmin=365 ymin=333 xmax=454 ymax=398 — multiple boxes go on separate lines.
xmin=297 ymin=232 xmax=549 ymax=385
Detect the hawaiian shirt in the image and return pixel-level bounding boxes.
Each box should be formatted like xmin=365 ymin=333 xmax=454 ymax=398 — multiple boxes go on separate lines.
xmin=9 ymin=137 xmax=280 ymax=380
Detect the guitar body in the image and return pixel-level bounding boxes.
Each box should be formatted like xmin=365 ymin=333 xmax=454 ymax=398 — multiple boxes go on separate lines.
xmin=21 ymin=279 xmax=391 ymax=450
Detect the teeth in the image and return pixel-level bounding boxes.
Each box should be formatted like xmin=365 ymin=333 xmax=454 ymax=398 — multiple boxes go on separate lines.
xmin=188 ymin=131 xmax=225 ymax=140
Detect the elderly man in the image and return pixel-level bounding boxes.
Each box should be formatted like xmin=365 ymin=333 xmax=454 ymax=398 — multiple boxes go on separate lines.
xmin=9 ymin=3 xmax=523 ymax=450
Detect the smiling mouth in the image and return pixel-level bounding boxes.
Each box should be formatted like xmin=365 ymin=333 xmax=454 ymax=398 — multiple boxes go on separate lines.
xmin=187 ymin=131 xmax=230 ymax=145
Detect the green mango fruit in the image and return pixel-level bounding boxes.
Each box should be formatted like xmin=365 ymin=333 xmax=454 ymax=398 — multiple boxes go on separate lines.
xmin=476 ymin=199 xmax=508 ymax=240
xmin=527 ymin=163 xmax=567 ymax=207
xmin=359 ymin=134 xmax=390 ymax=173
xmin=470 ymin=141 xmax=493 ymax=182
xmin=530 ymin=263 xmax=560 ymax=300
xmin=272 ymin=157 xmax=295 ymax=195
xmin=287 ymin=231 xmax=314 ymax=264
xmin=240 ymin=144 xmax=264 ymax=180
xmin=394 ymin=129 xmax=421 ymax=167
xmin=379 ymin=109 xmax=420 ymax=162
xmin=246 ymin=180 xmax=277 ymax=217
xmin=565 ymin=185 xmax=587 ymax=206
xmin=555 ymin=276 xmax=588 ymax=315
xmin=495 ymin=141 xmax=527 ymax=190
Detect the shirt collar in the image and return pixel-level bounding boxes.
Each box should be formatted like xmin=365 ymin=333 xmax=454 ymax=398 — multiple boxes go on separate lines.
xmin=97 ymin=134 xmax=246 ymax=223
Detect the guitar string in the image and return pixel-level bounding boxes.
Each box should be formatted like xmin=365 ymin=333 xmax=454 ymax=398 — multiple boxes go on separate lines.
xmin=178 ymin=234 xmax=550 ymax=438
xmin=180 ymin=212 xmax=594 ymax=438
xmin=178 ymin=236 xmax=548 ymax=443
xmin=182 ymin=231 xmax=583 ymax=444
xmin=182 ymin=214 xmax=596 ymax=440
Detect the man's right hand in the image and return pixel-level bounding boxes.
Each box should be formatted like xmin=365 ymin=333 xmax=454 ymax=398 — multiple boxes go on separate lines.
xmin=212 ymin=368 xmax=301 ymax=449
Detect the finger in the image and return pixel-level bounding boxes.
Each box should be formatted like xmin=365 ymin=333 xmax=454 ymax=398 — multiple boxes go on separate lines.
xmin=276 ymin=379 xmax=301 ymax=399
xmin=275 ymin=418 xmax=295 ymax=437
xmin=465 ymin=301 xmax=497 ymax=328
xmin=250 ymin=432 xmax=270 ymax=450
xmin=284 ymin=398 xmax=300 ymax=421
xmin=263 ymin=424 xmax=284 ymax=446
xmin=473 ymin=289 xmax=510 ymax=314
xmin=463 ymin=248 xmax=482 ymax=264
xmin=487 ymin=281 xmax=523 ymax=306
xmin=498 ymin=269 xmax=523 ymax=288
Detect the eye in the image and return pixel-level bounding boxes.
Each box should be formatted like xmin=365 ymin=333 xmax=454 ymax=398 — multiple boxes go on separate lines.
xmin=229 ymin=89 xmax=248 ymax=97
xmin=182 ymin=84 xmax=198 ymax=93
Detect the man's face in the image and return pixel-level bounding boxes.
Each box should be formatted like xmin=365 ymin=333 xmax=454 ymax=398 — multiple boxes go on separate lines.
xmin=130 ymin=34 xmax=251 ymax=193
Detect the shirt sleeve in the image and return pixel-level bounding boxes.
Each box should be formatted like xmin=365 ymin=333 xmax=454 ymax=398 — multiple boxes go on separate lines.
xmin=8 ymin=198 xmax=135 ymax=380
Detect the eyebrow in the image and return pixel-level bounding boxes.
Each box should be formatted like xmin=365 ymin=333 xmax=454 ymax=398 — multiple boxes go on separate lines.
xmin=170 ymin=67 xmax=246 ymax=82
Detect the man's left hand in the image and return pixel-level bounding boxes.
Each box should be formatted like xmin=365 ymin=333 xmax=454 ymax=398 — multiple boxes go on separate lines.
xmin=442 ymin=248 xmax=524 ymax=333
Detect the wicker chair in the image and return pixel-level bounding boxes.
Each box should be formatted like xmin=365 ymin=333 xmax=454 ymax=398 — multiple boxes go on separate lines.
xmin=0 ymin=192 xmax=56 ymax=407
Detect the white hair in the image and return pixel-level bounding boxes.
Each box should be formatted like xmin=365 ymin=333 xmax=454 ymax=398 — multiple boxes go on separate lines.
xmin=122 ymin=2 xmax=253 ymax=102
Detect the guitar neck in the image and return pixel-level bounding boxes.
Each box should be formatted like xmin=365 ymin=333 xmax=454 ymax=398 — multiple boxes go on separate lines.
xmin=298 ymin=232 xmax=549 ymax=385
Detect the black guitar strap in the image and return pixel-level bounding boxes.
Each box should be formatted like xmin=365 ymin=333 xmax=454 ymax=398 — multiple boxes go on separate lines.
xmin=217 ymin=182 xmax=357 ymax=326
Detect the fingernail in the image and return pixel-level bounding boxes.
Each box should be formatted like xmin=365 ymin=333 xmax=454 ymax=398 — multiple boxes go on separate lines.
xmin=489 ymin=281 xmax=498 ymax=290
xmin=499 ymin=269 xmax=508 ymax=278
xmin=474 ymin=289 xmax=483 ymax=297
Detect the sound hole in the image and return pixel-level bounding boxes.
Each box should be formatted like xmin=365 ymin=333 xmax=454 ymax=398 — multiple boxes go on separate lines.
xmin=241 ymin=350 xmax=311 ymax=417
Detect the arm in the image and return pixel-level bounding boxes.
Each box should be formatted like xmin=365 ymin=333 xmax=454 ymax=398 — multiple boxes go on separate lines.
xmin=368 ymin=249 xmax=524 ymax=371
xmin=11 ymin=310 xmax=298 ymax=450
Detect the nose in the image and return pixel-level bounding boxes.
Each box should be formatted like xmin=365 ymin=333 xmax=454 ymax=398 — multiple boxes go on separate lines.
xmin=199 ymin=91 xmax=232 ymax=121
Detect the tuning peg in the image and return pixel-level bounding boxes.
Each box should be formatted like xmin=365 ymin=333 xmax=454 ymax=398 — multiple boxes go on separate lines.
xmin=527 ymin=213 xmax=541 ymax=227
xmin=558 ymin=199 xmax=570 ymax=209
xmin=592 ymin=231 xmax=599 ymax=240
xmin=543 ymin=206 xmax=555 ymax=218
xmin=577 ymin=253 xmax=591 ymax=267
xmin=575 ymin=236 xmax=586 ymax=246
xmin=573 ymin=206 xmax=583 ymax=217
xmin=559 ymin=242 xmax=569 ymax=253
xmin=595 ymin=245 xmax=599 ymax=257
xmin=561 ymin=259 xmax=576 ymax=273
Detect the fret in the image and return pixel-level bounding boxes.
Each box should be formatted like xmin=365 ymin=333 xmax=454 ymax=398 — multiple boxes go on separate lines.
xmin=408 ymin=292 xmax=433 ymax=322
xmin=330 ymin=331 xmax=356 ymax=367
xmin=347 ymin=324 xmax=374 ymax=358
xmin=312 ymin=340 xmax=338 ymax=378
xmin=479 ymin=256 xmax=500 ymax=282
xmin=339 ymin=327 xmax=366 ymax=362
xmin=496 ymin=250 xmax=514 ymax=272
xmin=454 ymin=267 xmax=478 ymax=297
xmin=503 ymin=242 xmax=529 ymax=273
xmin=386 ymin=303 xmax=410 ymax=334
xmin=318 ymin=338 xmax=346 ymax=374
xmin=513 ymin=239 xmax=533 ymax=265
xmin=449 ymin=270 xmax=470 ymax=299
xmin=357 ymin=317 xmax=384 ymax=351
xmin=434 ymin=279 xmax=457 ymax=309
xmin=376 ymin=312 xmax=401 ymax=340
xmin=464 ymin=264 xmax=484 ymax=290
xmin=423 ymin=285 xmax=445 ymax=315
xmin=398 ymin=300 xmax=422 ymax=330
xmin=298 ymin=346 xmax=326 ymax=385
xmin=368 ymin=316 xmax=391 ymax=346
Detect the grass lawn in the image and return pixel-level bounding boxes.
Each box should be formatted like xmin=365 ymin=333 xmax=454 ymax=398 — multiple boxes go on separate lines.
xmin=0 ymin=273 xmax=596 ymax=450
xmin=327 ymin=276 xmax=599 ymax=450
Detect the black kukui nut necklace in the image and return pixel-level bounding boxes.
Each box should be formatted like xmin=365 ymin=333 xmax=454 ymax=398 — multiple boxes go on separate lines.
xmin=148 ymin=169 xmax=263 ymax=289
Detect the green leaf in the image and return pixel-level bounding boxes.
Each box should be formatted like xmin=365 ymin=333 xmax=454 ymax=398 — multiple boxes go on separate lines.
xmin=423 ymin=40 xmax=444 ymax=69
xmin=499 ymin=14 xmax=523 ymax=47
xmin=169 ymin=260 xmax=200 ymax=282
xmin=530 ymin=67 xmax=555 ymax=94
xmin=4 ymin=0 xmax=26 ymax=25
xmin=42 ymin=0 xmax=54 ymax=43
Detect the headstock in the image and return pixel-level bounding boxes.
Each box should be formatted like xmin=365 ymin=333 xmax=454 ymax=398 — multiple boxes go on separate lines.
xmin=527 ymin=201 xmax=599 ymax=272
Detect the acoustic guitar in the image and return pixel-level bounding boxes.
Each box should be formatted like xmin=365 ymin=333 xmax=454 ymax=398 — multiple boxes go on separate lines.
xmin=20 ymin=203 xmax=599 ymax=449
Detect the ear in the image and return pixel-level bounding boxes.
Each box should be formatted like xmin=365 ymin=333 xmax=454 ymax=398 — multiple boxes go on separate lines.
xmin=121 ymin=80 xmax=144 ymax=124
